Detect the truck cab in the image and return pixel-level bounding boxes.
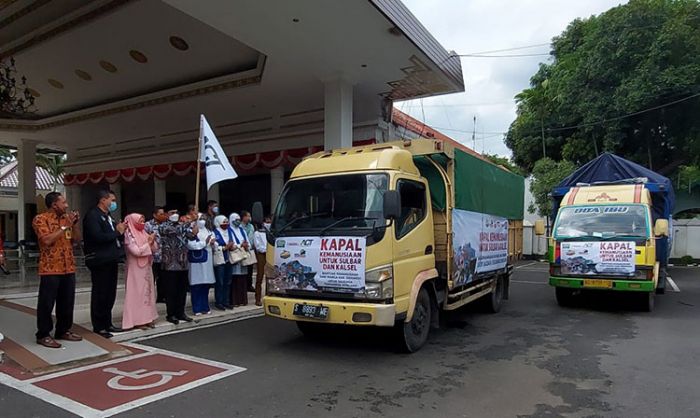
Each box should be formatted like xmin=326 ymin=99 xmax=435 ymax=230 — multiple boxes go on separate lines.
xmin=544 ymin=184 xmax=669 ymax=311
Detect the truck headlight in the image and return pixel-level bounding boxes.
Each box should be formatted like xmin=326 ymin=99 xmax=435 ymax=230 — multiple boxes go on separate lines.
xmin=363 ymin=265 xmax=393 ymax=300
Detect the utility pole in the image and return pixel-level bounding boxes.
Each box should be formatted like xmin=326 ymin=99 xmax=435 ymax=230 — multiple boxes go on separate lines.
xmin=472 ymin=115 xmax=477 ymax=150
xmin=540 ymin=115 xmax=546 ymax=159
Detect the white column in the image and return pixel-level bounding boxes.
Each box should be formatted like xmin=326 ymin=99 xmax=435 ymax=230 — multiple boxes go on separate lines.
xmin=154 ymin=178 xmax=167 ymax=207
xmin=207 ymin=183 xmax=220 ymax=205
xmin=324 ymin=78 xmax=353 ymax=151
xmin=270 ymin=166 xmax=285 ymax=211
xmin=111 ymin=182 xmax=123 ymax=221
xmin=17 ymin=140 xmax=37 ymax=242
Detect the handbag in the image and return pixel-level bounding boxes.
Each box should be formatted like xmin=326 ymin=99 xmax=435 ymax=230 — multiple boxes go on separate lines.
xmin=187 ymin=237 xmax=208 ymax=263
xmin=212 ymin=245 xmax=226 ymax=266
xmin=241 ymin=249 xmax=257 ymax=266
xmin=229 ymin=247 xmax=248 ymax=264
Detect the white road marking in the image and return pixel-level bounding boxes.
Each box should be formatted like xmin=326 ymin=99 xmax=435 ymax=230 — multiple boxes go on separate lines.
xmin=0 ymin=341 xmax=246 ymax=418
xmin=511 ymin=280 xmax=548 ymax=285
xmin=667 ymin=276 xmax=680 ymax=292
xmin=515 ymin=262 xmax=539 ymax=269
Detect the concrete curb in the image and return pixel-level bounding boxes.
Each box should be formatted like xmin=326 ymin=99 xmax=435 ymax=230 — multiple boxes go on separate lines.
xmin=111 ymin=307 xmax=265 ymax=343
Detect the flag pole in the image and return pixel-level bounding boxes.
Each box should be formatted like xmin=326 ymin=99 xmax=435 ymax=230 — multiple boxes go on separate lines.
xmin=195 ymin=117 xmax=203 ymax=212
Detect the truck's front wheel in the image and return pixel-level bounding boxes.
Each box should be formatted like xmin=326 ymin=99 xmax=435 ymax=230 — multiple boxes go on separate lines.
xmin=555 ymin=287 xmax=576 ymax=307
xmin=396 ymin=288 xmax=432 ymax=353
xmin=639 ymin=292 xmax=655 ymax=312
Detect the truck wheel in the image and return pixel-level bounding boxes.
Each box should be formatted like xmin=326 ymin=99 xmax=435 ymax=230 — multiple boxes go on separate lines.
xmin=296 ymin=321 xmax=325 ymax=339
xmin=396 ymin=288 xmax=432 ymax=353
xmin=656 ymin=270 xmax=666 ymax=295
xmin=484 ymin=275 xmax=505 ymax=313
xmin=555 ymin=287 xmax=575 ymax=307
xmin=640 ymin=292 xmax=655 ymax=312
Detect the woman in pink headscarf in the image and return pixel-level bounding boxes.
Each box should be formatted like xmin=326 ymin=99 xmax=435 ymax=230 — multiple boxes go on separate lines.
xmin=122 ymin=213 xmax=159 ymax=330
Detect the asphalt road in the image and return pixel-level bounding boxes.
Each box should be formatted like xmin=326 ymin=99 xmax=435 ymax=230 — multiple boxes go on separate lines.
xmin=3 ymin=262 xmax=699 ymax=418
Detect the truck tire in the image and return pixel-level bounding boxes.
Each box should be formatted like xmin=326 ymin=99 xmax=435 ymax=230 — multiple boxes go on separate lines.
xmin=296 ymin=321 xmax=325 ymax=339
xmin=555 ymin=287 xmax=576 ymax=307
xmin=640 ymin=292 xmax=655 ymax=312
xmin=656 ymin=269 xmax=666 ymax=295
xmin=396 ymin=287 xmax=432 ymax=353
xmin=483 ymin=275 xmax=505 ymax=313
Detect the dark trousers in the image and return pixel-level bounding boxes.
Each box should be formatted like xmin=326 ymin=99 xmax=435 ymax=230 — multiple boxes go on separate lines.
xmin=231 ymin=274 xmax=248 ymax=306
xmin=246 ymin=265 xmax=254 ymax=291
xmin=162 ymin=270 xmax=188 ymax=318
xmin=36 ymin=274 xmax=76 ymax=339
xmin=214 ymin=263 xmax=233 ymax=307
xmin=89 ymin=262 xmax=119 ymax=332
xmin=153 ymin=262 xmax=165 ymax=302
xmin=255 ymin=252 xmax=266 ymax=304
xmin=190 ymin=284 xmax=211 ymax=314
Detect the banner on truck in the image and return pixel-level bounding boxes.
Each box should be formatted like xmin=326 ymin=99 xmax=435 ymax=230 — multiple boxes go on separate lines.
xmin=452 ymin=209 xmax=509 ymax=287
xmin=270 ymin=236 xmax=366 ymax=293
xmin=560 ymin=241 xmax=635 ymax=275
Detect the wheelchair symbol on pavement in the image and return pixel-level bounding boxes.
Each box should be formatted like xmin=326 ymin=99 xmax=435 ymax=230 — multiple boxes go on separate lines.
xmin=103 ymin=367 xmax=189 ymax=391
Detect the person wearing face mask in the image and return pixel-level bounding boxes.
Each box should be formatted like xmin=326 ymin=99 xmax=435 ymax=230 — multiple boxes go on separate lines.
xmin=229 ymin=212 xmax=250 ymax=307
xmin=82 ymin=189 xmax=127 ymax=338
xmin=212 ymin=215 xmax=235 ymax=310
xmin=32 ymin=192 xmax=83 ymax=348
xmin=204 ymin=200 xmax=220 ymax=231
xmin=121 ymin=213 xmax=159 ymax=330
xmin=252 ymin=215 xmax=272 ymax=306
xmin=158 ymin=209 xmax=193 ymax=325
xmin=187 ymin=215 xmax=216 ymax=315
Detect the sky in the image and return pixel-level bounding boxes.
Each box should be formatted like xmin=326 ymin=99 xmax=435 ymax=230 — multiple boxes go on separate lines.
xmin=399 ymin=0 xmax=627 ymax=158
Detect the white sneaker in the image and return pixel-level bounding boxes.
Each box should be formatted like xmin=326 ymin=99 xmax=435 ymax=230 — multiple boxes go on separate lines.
xmin=194 ymin=312 xmax=202 ymax=316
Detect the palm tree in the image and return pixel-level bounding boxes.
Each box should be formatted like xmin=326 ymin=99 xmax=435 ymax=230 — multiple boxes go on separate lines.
xmin=36 ymin=153 xmax=65 ymax=191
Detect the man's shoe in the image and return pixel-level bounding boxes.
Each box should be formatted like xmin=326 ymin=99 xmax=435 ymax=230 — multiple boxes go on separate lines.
xmin=225 ymin=304 xmax=234 ymax=310
xmin=214 ymin=304 xmax=226 ymax=311
xmin=56 ymin=332 xmax=83 ymax=342
xmin=166 ymin=316 xmax=179 ymax=325
xmin=37 ymin=336 xmax=61 ymax=348
xmin=107 ymin=326 xmax=124 ymax=333
xmin=97 ymin=331 xmax=113 ymax=339
xmin=178 ymin=315 xmax=194 ymax=323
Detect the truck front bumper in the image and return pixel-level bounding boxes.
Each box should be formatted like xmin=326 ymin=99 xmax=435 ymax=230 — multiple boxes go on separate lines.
xmin=263 ymin=296 xmax=397 ymax=327
xmin=549 ymin=276 xmax=655 ymax=292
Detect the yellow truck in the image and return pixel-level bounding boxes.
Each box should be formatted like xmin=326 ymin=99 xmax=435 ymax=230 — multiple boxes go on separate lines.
xmin=539 ymin=154 xmax=674 ymax=311
xmin=252 ymin=139 xmax=524 ymax=352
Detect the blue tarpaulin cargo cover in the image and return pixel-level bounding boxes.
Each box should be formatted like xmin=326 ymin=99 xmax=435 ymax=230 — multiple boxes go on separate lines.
xmin=552 ymin=153 xmax=675 ymax=221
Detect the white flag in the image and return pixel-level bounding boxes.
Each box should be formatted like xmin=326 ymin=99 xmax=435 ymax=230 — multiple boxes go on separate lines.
xmin=199 ymin=115 xmax=238 ymax=190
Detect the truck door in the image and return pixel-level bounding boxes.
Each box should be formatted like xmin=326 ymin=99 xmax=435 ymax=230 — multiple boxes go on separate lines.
xmin=393 ymin=178 xmax=435 ymax=306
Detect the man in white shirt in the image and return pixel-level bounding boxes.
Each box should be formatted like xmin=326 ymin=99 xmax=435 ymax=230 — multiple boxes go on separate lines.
xmin=253 ymin=216 xmax=271 ymax=306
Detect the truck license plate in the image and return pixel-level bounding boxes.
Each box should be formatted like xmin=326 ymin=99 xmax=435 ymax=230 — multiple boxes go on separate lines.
xmin=293 ymin=303 xmax=329 ymax=320
xmin=583 ymin=279 xmax=613 ymax=289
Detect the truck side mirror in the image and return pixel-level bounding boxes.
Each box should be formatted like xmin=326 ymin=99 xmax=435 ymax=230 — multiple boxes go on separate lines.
xmin=252 ymin=201 xmax=264 ymax=225
xmin=654 ymin=219 xmax=669 ymax=237
xmin=383 ymin=190 xmax=401 ymax=220
xmin=534 ymin=220 xmax=545 ymax=236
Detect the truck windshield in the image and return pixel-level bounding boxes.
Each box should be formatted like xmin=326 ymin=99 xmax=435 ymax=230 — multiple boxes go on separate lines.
xmin=554 ymin=205 xmax=649 ymax=239
xmin=273 ymin=173 xmax=388 ymax=234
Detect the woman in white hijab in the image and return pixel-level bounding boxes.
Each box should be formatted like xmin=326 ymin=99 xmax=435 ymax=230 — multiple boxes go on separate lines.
xmin=212 ymin=215 xmax=235 ymax=310
xmin=187 ymin=215 xmax=216 ymax=315
xmin=229 ymin=213 xmax=250 ymax=306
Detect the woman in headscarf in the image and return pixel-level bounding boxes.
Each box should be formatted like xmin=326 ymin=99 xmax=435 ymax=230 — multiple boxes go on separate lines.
xmin=122 ymin=213 xmax=159 ymax=330
xmin=187 ymin=215 xmax=216 ymax=315
xmin=229 ymin=212 xmax=250 ymax=307
xmin=212 ymin=215 xmax=234 ymax=310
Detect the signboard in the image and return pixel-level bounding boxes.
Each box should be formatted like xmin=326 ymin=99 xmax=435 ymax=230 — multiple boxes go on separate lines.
xmin=452 ymin=209 xmax=509 ymax=287
xmin=560 ymin=241 xmax=635 ymax=275
xmin=271 ymin=236 xmax=366 ymax=293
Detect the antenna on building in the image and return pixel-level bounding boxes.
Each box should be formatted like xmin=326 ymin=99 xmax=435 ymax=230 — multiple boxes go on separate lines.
xmin=472 ymin=115 xmax=477 ymax=150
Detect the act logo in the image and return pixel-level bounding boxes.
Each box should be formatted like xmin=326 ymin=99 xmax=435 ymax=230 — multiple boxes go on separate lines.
xmin=300 ymin=239 xmax=314 ymax=247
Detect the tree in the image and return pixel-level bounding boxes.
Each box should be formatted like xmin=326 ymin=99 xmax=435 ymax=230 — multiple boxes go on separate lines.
xmin=483 ymin=154 xmax=524 ymax=176
xmin=507 ymin=0 xmax=700 ymax=174
xmin=36 ymin=153 xmax=65 ymax=191
xmin=528 ymin=158 xmax=576 ymax=217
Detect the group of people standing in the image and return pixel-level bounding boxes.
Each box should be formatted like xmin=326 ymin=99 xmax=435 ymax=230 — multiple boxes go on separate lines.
xmin=32 ymin=190 xmax=270 ymax=349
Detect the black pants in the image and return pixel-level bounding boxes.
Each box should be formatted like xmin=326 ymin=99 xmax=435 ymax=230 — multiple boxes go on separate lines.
xmin=246 ymin=265 xmax=254 ymax=290
xmin=161 ymin=270 xmax=188 ymax=318
xmin=89 ymin=262 xmax=119 ymax=332
xmin=153 ymin=262 xmax=165 ymax=302
xmin=36 ymin=274 xmax=76 ymax=339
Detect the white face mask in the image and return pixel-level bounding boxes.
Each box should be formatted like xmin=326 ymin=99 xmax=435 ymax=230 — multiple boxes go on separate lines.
xmin=197 ymin=219 xmax=206 ymax=228
xmin=263 ymin=223 xmax=271 ymax=230
xmin=169 ymin=214 xmax=180 ymax=223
